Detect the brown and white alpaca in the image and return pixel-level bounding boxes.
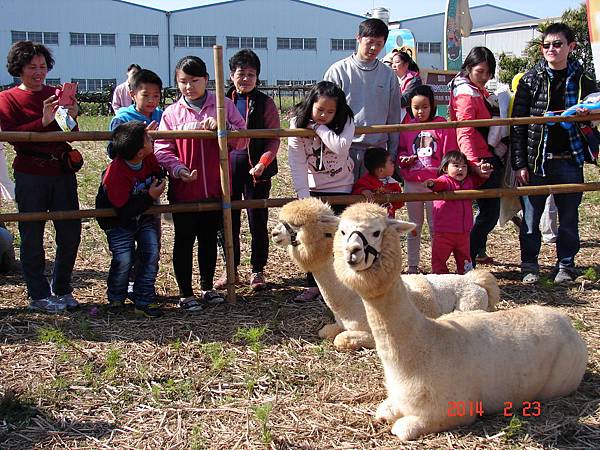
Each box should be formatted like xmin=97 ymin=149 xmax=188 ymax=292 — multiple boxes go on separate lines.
xmin=332 ymin=202 xmax=588 ymax=441
xmin=271 ymin=198 xmax=499 ymax=350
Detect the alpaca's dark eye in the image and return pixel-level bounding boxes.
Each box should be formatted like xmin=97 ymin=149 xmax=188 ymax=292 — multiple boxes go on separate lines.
xmin=340 ymin=230 xmax=346 ymax=236
xmin=373 ymin=230 xmax=381 ymax=237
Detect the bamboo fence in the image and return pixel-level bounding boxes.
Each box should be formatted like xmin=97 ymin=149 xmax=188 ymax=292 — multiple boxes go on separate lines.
xmin=1 ymin=47 xmax=600 ymax=302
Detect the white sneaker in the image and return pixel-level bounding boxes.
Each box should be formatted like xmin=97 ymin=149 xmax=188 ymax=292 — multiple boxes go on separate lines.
xmin=522 ymin=272 xmax=539 ymax=284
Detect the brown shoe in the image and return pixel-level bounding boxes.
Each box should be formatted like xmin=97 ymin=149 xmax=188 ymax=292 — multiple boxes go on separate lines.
xmin=214 ymin=272 xmax=239 ymax=290
xmin=250 ymin=272 xmax=267 ymax=291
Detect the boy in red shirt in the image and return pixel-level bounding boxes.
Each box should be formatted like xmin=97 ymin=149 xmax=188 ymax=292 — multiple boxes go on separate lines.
xmin=353 ymin=147 xmax=404 ymax=217
xmin=96 ymin=121 xmax=166 ymax=318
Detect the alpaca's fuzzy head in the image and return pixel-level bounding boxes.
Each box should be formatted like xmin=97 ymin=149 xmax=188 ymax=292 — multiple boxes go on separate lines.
xmin=271 ymin=198 xmax=340 ymax=271
xmin=333 ymin=203 xmax=415 ymax=297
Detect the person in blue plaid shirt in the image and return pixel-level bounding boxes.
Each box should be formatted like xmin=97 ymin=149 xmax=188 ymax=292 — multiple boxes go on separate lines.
xmin=510 ymin=22 xmax=597 ymax=285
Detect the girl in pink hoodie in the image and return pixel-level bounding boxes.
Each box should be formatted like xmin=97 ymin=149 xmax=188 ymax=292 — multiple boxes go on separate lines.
xmin=424 ymin=151 xmax=491 ymax=274
xmin=154 ymin=56 xmax=248 ymax=310
xmin=397 ymin=85 xmax=458 ymax=274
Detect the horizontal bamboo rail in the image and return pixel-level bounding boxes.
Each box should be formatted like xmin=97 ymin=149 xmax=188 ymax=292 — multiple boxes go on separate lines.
xmin=1 ymin=112 xmax=599 ymax=142
xmin=0 ymin=182 xmax=598 ymax=223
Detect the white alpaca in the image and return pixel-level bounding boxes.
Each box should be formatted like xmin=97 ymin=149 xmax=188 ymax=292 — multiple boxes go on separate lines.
xmin=333 ymin=203 xmax=588 ymax=441
xmin=271 ymin=198 xmax=499 ymax=350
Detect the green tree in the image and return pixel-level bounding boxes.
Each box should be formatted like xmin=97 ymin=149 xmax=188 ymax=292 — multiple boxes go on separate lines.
xmin=498 ymin=2 xmax=595 ymax=84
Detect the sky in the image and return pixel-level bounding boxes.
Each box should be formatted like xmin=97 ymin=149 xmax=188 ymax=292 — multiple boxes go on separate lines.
xmin=121 ymin=0 xmax=585 ymax=21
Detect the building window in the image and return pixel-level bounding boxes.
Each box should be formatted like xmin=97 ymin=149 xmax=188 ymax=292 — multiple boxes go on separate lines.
xmin=417 ymin=42 xmax=442 ymax=54
xmin=71 ymin=78 xmax=116 ymax=92
xmin=227 ymin=36 xmax=267 ymax=49
xmin=278 ymin=37 xmax=316 ymax=51
xmin=227 ymin=36 xmax=239 ymax=48
xmin=12 ymin=30 xmax=59 ymax=45
xmin=101 ymin=33 xmax=115 ymax=46
xmin=203 ymin=36 xmax=216 ymax=47
xmin=188 ymin=35 xmax=202 ymax=47
xmin=276 ymin=79 xmax=316 ymax=86
xmin=429 ymin=42 xmax=441 ymax=54
xmin=11 ymin=31 xmax=26 ymax=43
xmin=130 ymin=34 xmax=158 ymax=47
xmin=45 ymin=78 xmax=61 ymax=86
xmin=174 ymin=34 xmax=187 ymax=47
xmin=70 ymin=32 xmax=114 ymax=46
xmin=28 ymin=32 xmax=43 ymax=43
xmin=255 ymin=37 xmax=267 ymax=49
xmin=86 ymin=33 xmax=100 ymax=46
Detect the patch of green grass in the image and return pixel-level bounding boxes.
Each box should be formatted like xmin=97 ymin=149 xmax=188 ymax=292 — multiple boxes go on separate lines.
xmin=51 ymin=375 xmax=69 ymax=391
xmin=171 ymin=338 xmax=183 ymax=352
xmin=572 ymin=318 xmax=592 ymax=332
xmin=201 ymin=342 xmax=234 ymax=371
xmin=102 ymin=348 xmax=122 ymax=379
xmin=252 ymin=402 xmax=273 ymax=444
xmin=190 ymin=424 xmax=207 ymax=450
xmin=37 ymin=326 xmax=68 ymax=346
xmin=244 ymin=374 xmax=257 ymax=394
xmin=235 ymin=325 xmax=269 ymax=356
xmin=582 ymin=266 xmax=599 ymax=281
xmin=151 ymin=378 xmax=194 ymax=402
xmin=503 ymin=415 xmax=527 ymax=441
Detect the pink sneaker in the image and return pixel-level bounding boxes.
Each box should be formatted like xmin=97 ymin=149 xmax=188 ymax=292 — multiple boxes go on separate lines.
xmin=250 ymin=272 xmax=267 ymax=291
xmin=214 ymin=272 xmax=240 ymax=290
xmin=293 ymin=287 xmax=320 ymax=302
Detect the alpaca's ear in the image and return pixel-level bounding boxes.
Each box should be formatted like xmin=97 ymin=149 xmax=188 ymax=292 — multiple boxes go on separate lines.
xmin=319 ymin=214 xmax=340 ymax=227
xmin=387 ymin=218 xmax=417 ymax=235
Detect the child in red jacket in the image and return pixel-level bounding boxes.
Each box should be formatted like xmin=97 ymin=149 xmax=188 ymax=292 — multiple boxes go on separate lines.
xmin=424 ymin=151 xmax=491 ymax=274
xmin=353 ymin=147 xmax=403 ymax=217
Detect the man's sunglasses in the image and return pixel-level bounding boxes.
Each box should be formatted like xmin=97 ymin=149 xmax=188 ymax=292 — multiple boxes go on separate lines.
xmin=542 ymin=40 xmax=565 ymax=49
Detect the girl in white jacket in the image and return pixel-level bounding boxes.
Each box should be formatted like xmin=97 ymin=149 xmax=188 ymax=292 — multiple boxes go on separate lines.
xmin=288 ymin=81 xmax=355 ymax=301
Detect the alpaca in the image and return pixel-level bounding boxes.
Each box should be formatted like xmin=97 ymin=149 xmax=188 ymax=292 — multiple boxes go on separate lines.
xmin=271 ymin=198 xmax=499 ymax=350
xmin=332 ymin=202 xmax=588 ymax=441
xmin=271 ymin=198 xmax=374 ymax=350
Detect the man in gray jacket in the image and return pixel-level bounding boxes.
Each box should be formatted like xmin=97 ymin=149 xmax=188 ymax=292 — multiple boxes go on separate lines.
xmin=324 ymin=18 xmax=401 ymax=180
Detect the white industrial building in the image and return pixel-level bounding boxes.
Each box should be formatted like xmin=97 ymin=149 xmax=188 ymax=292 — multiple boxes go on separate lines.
xmin=0 ymin=0 xmax=364 ymax=89
xmin=390 ymin=4 xmax=537 ymax=70
xmin=1 ymin=0 xmax=546 ymax=90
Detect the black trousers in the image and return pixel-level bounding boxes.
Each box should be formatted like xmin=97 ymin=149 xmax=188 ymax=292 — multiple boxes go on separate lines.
xmin=172 ymin=209 xmax=222 ymax=296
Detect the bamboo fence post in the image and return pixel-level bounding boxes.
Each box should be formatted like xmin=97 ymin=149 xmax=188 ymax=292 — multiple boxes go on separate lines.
xmin=213 ymin=45 xmax=236 ymax=304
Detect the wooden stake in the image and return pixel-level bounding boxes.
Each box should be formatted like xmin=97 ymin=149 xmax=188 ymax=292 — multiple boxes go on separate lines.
xmin=3 ymin=112 xmax=599 ymax=142
xmin=1 ymin=182 xmax=599 ymax=223
xmin=213 ymin=45 xmax=236 ymax=304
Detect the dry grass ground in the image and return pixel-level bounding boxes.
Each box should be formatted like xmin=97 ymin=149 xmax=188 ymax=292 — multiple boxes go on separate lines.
xmin=0 ymin=117 xmax=599 ymax=449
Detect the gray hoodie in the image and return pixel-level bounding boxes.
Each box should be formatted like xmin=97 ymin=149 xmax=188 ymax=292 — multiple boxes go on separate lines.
xmin=324 ymin=54 xmax=401 ymax=160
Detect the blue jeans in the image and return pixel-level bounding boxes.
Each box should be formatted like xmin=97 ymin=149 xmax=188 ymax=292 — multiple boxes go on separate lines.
xmin=470 ymin=155 xmax=502 ymax=265
xmin=519 ymin=159 xmax=583 ymax=275
xmin=14 ymin=171 xmax=81 ymax=301
xmin=106 ymin=217 xmax=160 ymax=306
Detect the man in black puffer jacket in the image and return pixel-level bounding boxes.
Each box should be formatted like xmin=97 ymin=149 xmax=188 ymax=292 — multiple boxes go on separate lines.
xmin=511 ymin=22 xmax=597 ymax=285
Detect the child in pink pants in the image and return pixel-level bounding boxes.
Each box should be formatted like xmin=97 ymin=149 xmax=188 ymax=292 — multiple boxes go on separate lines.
xmin=424 ymin=151 xmax=491 ymax=274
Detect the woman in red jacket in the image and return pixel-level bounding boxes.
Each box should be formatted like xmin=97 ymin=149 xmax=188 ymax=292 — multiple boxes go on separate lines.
xmin=449 ymin=46 xmax=501 ymax=267
xmin=0 ymin=41 xmax=81 ymax=313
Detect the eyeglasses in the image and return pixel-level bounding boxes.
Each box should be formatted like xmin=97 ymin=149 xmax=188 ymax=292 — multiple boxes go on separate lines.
xmin=542 ymin=40 xmax=565 ymax=49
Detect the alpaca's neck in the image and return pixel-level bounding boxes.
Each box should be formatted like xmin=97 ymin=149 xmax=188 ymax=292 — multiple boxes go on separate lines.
xmin=313 ymin=256 xmax=356 ymax=312
xmin=361 ymin=278 xmax=429 ymax=382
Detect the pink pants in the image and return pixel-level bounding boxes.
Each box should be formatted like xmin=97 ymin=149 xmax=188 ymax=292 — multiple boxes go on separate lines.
xmin=431 ymin=231 xmax=473 ymax=274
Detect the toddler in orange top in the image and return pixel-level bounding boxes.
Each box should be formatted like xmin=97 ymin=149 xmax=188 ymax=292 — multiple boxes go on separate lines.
xmin=352 ymin=147 xmax=403 ymax=217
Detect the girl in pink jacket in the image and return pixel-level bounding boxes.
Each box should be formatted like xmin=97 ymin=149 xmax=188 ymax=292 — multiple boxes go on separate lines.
xmin=397 ymin=85 xmax=458 ymax=274
xmin=424 ymin=151 xmax=491 ymax=274
xmin=154 ymin=56 xmax=248 ymax=310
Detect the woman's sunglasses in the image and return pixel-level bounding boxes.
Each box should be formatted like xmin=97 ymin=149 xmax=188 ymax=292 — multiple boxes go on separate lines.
xmin=542 ymin=40 xmax=565 ymax=49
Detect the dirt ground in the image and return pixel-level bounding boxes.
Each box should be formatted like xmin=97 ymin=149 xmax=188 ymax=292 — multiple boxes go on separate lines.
xmin=0 ymin=135 xmax=599 ymax=449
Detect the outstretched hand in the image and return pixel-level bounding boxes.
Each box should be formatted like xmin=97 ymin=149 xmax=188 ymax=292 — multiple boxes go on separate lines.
xmin=180 ymin=168 xmax=198 ymax=182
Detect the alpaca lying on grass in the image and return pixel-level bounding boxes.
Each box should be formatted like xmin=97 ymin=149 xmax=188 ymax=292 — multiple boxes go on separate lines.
xmin=333 ymin=202 xmax=588 ymax=441
xmin=271 ymin=198 xmax=499 ymax=350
